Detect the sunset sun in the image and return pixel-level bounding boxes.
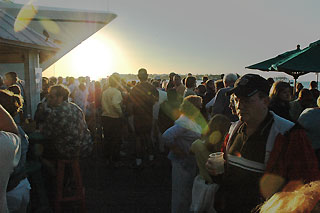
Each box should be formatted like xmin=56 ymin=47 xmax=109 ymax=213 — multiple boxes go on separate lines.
xmin=70 ymin=35 xmax=115 ymax=80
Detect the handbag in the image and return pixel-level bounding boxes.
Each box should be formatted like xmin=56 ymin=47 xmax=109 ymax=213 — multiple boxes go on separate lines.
xmin=190 ymin=175 xmax=219 ymax=212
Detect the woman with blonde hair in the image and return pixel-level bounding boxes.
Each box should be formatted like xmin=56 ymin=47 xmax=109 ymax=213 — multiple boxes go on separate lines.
xmin=162 ymin=95 xmax=203 ymax=213
xmin=269 ymin=81 xmax=292 ymax=120
xmin=101 ymin=73 xmax=123 ymax=167
xmin=190 ymin=114 xmax=231 ymax=212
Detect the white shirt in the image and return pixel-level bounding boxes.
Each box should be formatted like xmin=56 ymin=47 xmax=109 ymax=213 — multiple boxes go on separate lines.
xmin=0 ymin=131 xmax=21 ymax=213
xmin=153 ymin=89 xmax=167 ymax=120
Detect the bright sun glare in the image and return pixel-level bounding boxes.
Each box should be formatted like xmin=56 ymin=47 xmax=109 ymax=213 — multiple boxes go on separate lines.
xmin=45 ymin=33 xmax=130 ymax=80
xmin=70 ymin=36 xmax=115 ymax=80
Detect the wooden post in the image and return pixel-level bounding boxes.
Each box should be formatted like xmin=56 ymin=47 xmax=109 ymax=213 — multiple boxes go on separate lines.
xmin=24 ymin=50 xmax=41 ymax=119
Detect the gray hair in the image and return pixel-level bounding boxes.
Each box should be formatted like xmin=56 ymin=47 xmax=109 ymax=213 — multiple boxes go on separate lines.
xmin=223 ymin=73 xmax=238 ymax=85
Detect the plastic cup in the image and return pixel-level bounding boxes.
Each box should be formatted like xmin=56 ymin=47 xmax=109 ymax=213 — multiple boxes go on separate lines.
xmin=208 ymin=152 xmax=224 ymax=175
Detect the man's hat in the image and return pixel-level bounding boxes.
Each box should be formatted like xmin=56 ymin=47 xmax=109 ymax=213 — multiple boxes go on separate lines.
xmin=226 ymin=74 xmax=269 ymax=97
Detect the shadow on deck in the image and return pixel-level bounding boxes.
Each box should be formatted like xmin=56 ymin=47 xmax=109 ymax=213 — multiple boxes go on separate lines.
xmin=81 ymin=142 xmax=172 ymax=213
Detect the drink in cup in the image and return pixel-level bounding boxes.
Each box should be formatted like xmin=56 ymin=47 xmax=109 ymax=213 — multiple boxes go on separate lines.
xmin=209 ymin=152 xmax=224 ymax=175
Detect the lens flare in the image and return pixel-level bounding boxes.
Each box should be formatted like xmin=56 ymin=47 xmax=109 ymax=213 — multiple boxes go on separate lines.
xmin=259 ymin=181 xmax=320 ymax=213
xmin=260 ymin=173 xmax=286 ymax=199
xmin=14 ymin=1 xmax=38 ymax=32
xmin=40 ymin=18 xmax=60 ymax=34
xmin=208 ymin=131 xmax=222 ymax=145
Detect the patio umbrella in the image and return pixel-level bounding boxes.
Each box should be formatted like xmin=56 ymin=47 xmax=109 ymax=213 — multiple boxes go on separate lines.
xmin=271 ymin=40 xmax=320 ymax=95
xmin=246 ymin=45 xmax=302 ymax=72
xmin=246 ymin=45 xmax=303 ymax=96
xmin=246 ymin=41 xmax=320 ymax=96
xmin=274 ymin=39 xmax=320 ymax=80
xmin=275 ymin=40 xmax=320 ymax=72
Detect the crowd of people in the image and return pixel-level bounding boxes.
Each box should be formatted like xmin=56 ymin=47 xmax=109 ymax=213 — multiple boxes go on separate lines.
xmin=0 ymin=69 xmax=319 ymax=212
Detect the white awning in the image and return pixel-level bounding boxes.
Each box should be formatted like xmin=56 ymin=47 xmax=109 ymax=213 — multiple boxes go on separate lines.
xmin=0 ymin=1 xmax=116 ymax=70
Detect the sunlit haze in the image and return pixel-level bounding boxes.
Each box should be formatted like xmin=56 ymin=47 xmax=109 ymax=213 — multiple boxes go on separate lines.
xmin=44 ymin=33 xmax=131 ymax=80
xmin=12 ymin=0 xmax=320 ymax=81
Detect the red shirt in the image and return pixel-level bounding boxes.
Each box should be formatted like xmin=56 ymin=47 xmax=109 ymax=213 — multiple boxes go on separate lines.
xmin=266 ymin=125 xmax=320 ymax=182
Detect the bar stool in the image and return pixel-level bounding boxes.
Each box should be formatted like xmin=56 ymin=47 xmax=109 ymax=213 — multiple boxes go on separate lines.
xmin=54 ymin=159 xmax=86 ymax=213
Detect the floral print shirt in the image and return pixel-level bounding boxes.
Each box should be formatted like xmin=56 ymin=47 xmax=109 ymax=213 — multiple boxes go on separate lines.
xmin=40 ymin=101 xmax=92 ymax=158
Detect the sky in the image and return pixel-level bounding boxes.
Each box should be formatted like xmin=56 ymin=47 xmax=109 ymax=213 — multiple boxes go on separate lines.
xmin=12 ymin=0 xmax=320 ymax=81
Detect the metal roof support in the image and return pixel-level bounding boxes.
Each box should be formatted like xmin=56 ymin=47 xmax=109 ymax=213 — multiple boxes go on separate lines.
xmin=24 ymin=49 xmax=40 ymax=117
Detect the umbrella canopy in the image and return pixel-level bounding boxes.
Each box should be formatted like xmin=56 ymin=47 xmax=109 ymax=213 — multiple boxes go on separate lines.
xmin=275 ymin=40 xmax=320 ymax=74
xmin=270 ymin=40 xmax=320 ymax=93
xmin=247 ymin=40 xmax=320 ymax=80
xmin=246 ymin=45 xmax=302 ymax=73
xmin=246 ymin=40 xmax=320 ymax=96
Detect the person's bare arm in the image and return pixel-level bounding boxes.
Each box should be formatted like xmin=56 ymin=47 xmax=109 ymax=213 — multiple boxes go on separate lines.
xmin=0 ymin=104 xmax=18 ymax=135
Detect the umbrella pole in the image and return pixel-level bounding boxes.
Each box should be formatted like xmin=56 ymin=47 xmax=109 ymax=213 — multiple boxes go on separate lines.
xmin=293 ymin=77 xmax=297 ymax=98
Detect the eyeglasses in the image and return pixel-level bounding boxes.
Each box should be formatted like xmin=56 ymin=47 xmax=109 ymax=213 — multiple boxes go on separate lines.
xmin=233 ymin=96 xmax=253 ymax=104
